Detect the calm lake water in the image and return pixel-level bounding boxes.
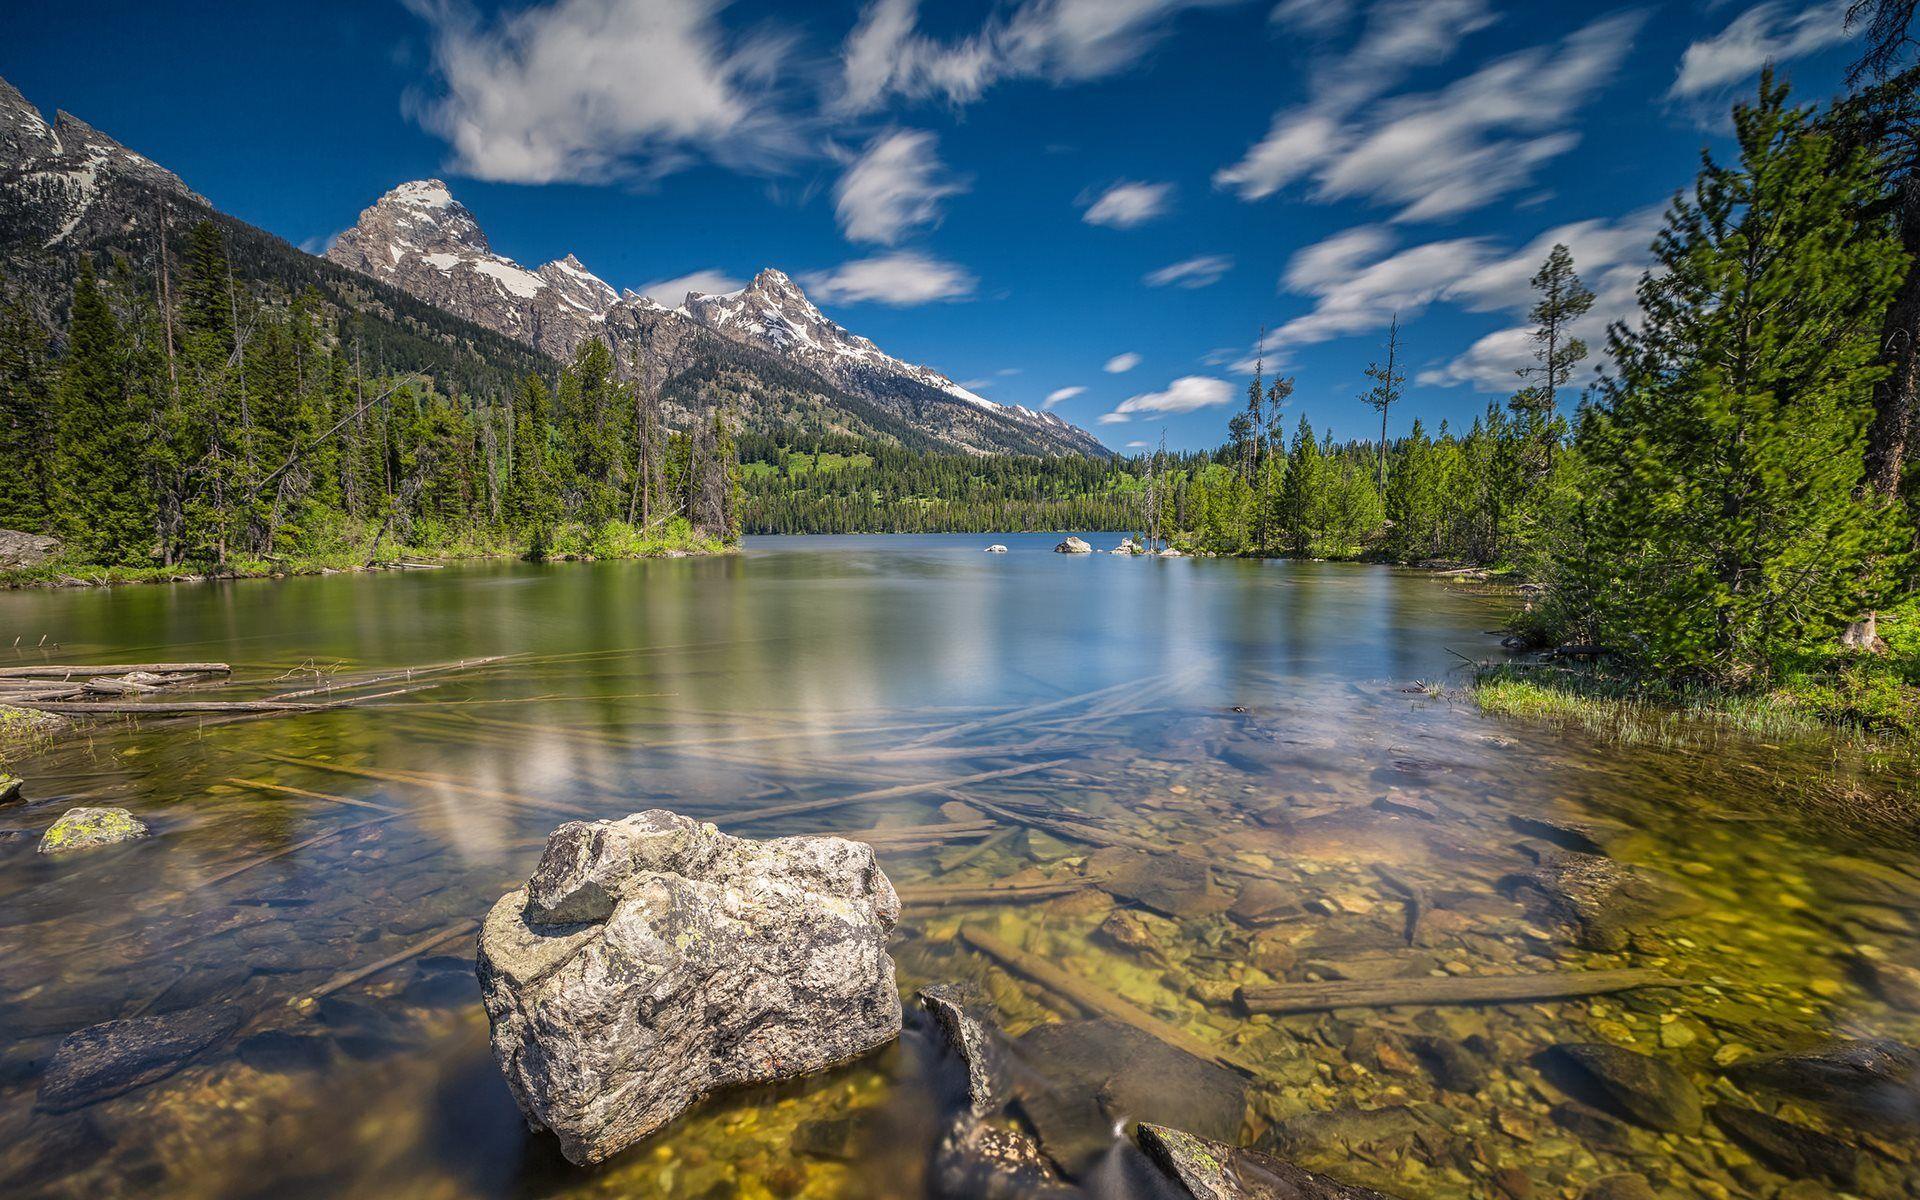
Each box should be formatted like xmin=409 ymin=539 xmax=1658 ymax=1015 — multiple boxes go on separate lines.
xmin=0 ymin=533 xmax=1916 ymax=1199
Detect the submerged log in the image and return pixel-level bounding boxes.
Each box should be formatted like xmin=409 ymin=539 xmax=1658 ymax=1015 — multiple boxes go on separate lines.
xmin=959 ymin=927 xmax=1257 ymax=1076
xmin=1237 ymin=968 xmax=1685 ymax=1015
xmin=721 ymin=760 xmax=1070 ymax=827
xmin=302 ymin=918 xmax=479 ymax=1002
xmin=0 ymin=663 xmax=230 ymax=678
xmin=899 ymin=879 xmax=1091 ymax=905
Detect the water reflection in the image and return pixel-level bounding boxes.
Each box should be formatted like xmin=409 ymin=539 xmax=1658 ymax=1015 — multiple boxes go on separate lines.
xmin=0 ymin=533 xmax=1914 ymax=1199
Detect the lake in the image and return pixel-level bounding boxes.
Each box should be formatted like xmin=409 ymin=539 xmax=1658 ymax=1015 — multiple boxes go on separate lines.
xmin=0 ymin=533 xmax=1915 ymax=1199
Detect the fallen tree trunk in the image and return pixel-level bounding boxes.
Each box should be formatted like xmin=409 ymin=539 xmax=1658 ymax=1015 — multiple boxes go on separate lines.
xmin=721 ymin=759 xmax=1070 ymax=827
xmin=960 ymin=927 xmax=1258 ymax=1076
xmin=302 ymin=918 xmax=479 ymax=1002
xmin=0 ymin=663 xmax=230 ymax=678
xmin=897 ymin=878 xmax=1092 ymax=905
xmin=1236 ymin=968 xmax=1685 ymax=1015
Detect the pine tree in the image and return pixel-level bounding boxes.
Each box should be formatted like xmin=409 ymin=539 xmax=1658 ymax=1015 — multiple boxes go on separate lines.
xmin=52 ymin=258 xmax=152 ymax=563
xmin=1360 ymin=316 xmax=1404 ymax=491
xmin=1512 ymin=244 xmax=1595 ymax=420
xmin=0 ymin=284 xmax=55 ymax=532
xmin=1579 ymin=74 xmax=1909 ymax=678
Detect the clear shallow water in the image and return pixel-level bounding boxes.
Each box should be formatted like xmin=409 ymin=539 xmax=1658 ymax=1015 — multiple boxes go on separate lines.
xmin=0 ymin=533 xmax=1914 ymax=1199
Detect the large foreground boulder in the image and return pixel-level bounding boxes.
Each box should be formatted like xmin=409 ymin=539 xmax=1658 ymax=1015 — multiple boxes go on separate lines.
xmin=477 ymin=810 xmax=903 ymax=1164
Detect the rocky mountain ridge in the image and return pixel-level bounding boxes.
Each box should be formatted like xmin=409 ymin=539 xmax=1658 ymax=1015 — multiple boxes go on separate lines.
xmin=326 ymin=179 xmax=1105 ymax=457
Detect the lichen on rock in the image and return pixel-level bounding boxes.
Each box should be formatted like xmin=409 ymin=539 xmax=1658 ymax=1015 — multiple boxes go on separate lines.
xmin=37 ymin=806 xmax=148 ymax=854
xmin=476 ymin=809 xmax=902 ymax=1165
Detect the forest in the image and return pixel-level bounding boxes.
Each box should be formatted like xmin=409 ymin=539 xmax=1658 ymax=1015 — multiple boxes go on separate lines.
xmin=0 ymin=220 xmax=742 ymax=577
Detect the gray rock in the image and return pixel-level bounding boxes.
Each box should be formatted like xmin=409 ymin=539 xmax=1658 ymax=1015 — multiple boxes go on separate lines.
xmin=1500 ymin=851 xmax=1683 ymax=951
xmin=1055 ymin=536 xmax=1093 ymax=554
xmin=985 ymin=544 xmax=1008 ymax=553
xmin=934 ymin=1118 xmax=1077 ymax=1199
xmin=1710 ymin=1104 xmax=1857 ymax=1186
xmin=918 ymin=985 xmax=1007 ymax=1118
xmin=37 ymin=807 xmax=148 ymax=854
xmin=1265 ymin=1105 xmax=1424 ymax=1157
xmin=1138 ymin=1122 xmax=1404 ymax=1199
xmin=37 ymin=1006 xmax=241 ymax=1111
xmin=1547 ymin=1043 xmax=1702 ymax=1133
xmin=1726 ymin=1038 xmax=1920 ymax=1127
xmin=0 ymin=529 xmax=60 ymax=571
xmin=1014 ymin=1018 xmax=1247 ymax=1178
xmin=476 ymin=809 xmax=902 ymax=1165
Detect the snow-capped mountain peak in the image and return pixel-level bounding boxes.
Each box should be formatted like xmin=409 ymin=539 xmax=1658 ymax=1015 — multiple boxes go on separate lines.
xmin=323 ymin=179 xmax=1106 ymax=456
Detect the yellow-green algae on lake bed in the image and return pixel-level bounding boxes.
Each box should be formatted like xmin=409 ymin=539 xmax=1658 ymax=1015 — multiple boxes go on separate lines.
xmin=0 ymin=541 xmax=1914 ymax=1200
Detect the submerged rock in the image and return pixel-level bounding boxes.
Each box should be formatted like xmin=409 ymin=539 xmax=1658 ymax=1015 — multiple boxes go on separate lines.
xmin=0 ymin=774 xmax=20 ymax=803
xmin=1138 ymin=1122 xmax=1404 ymax=1199
xmin=1726 ymin=1038 xmax=1920 ymax=1127
xmin=1054 ymin=537 xmax=1093 ymax=554
xmin=1500 ymin=851 xmax=1683 ymax=951
xmin=1545 ymin=1043 xmax=1702 ymax=1133
xmin=918 ymin=985 xmax=1007 ymax=1118
xmin=37 ymin=1006 xmax=242 ymax=1111
xmin=1709 ymin=1104 xmax=1857 ymax=1186
xmin=1014 ymin=1018 xmax=1246 ymax=1177
xmin=36 ymin=807 xmax=148 ymax=854
xmin=476 ymin=809 xmax=902 ymax=1165
xmin=1265 ymin=1105 xmax=1425 ymax=1157
xmin=916 ymin=986 xmax=1074 ymax=1198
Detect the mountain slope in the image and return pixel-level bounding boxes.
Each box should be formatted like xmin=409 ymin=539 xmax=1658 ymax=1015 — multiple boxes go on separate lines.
xmin=326 ymin=180 xmax=1107 ymax=457
xmin=0 ymin=79 xmax=553 ymax=402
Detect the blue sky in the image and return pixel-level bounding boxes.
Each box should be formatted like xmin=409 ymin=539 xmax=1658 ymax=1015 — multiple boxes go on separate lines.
xmin=4 ymin=0 xmax=1866 ymax=450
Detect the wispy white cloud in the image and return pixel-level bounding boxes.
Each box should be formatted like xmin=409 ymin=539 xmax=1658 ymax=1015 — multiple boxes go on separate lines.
xmin=833 ymin=128 xmax=967 ymax=246
xmin=833 ymin=0 xmax=1248 ymax=115
xmin=1218 ymin=11 xmax=1640 ymax=221
xmin=1044 ymin=385 xmax=1087 ymax=408
xmin=1144 ymin=253 xmax=1234 ymax=288
xmin=1081 ymin=180 xmax=1174 ymax=228
xmin=405 ymin=0 xmax=799 ymax=183
xmin=1100 ymin=374 xmax=1235 ymax=423
xmin=1105 ymin=352 xmax=1142 ymax=373
xmin=800 ymin=250 xmax=977 ymax=305
xmin=637 ymin=267 xmax=745 ymax=305
xmin=1668 ymin=1 xmax=1853 ymax=99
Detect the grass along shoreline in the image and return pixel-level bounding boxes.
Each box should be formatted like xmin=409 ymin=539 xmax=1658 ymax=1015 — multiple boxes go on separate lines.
xmin=0 ymin=518 xmax=735 ymax=589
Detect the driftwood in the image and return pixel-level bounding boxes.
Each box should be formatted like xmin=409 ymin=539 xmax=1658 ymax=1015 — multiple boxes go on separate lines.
xmin=963 ymin=797 xmax=1165 ymax=854
xmin=1372 ymin=865 xmax=1430 ymax=946
xmin=838 ymin=819 xmax=997 ymax=848
xmin=960 ymin=927 xmax=1257 ymax=1076
xmin=1236 ymin=968 xmax=1686 ymax=1015
xmin=258 ymin=752 xmax=579 ymax=817
xmin=897 ymin=878 xmax=1092 ymax=905
xmin=302 ymin=918 xmax=480 ymax=1002
xmin=15 ymin=687 xmax=417 ymax=715
xmin=223 ymin=777 xmax=404 ymax=815
xmin=269 ymin=655 xmax=512 ymax=701
xmin=198 ymin=815 xmax=401 ymax=888
xmin=721 ymin=759 xmax=1070 ymax=827
xmin=0 ymin=663 xmax=230 ymax=678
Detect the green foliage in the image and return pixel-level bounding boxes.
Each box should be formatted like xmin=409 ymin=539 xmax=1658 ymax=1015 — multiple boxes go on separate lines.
xmin=1570 ymin=76 xmax=1908 ymax=681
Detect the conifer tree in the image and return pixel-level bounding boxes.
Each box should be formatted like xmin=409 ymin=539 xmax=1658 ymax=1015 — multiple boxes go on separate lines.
xmin=0 ymin=284 xmax=55 ymax=532
xmin=52 ymin=258 xmax=151 ymax=563
xmin=1580 ymin=74 xmax=1908 ymax=677
xmin=1360 ymin=316 xmax=1404 ymax=490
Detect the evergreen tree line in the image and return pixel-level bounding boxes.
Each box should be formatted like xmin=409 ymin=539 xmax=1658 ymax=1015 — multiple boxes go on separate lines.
xmin=1166 ymin=76 xmax=1918 ymax=683
xmin=0 ymin=220 xmax=742 ymax=568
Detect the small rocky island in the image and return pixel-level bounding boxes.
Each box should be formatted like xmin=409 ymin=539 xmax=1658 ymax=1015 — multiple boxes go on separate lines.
xmin=476 ymin=810 xmax=903 ymax=1164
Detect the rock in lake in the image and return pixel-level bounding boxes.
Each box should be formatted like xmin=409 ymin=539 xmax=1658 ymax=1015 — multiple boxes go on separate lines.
xmin=1545 ymin=1043 xmax=1701 ymax=1133
xmin=1138 ymin=1122 xmax=1404 ymax=1199
xmin=0 ymin=774 xmax=20 ymax=803
xmin=476 ymin=809 xmax=902 ymax=1165
xmin=36 ymin=807 xmax=148 ymax=854
xmin=1054 ymin=537 xmax=1093 ymax=554
xmin=37 ymin=1006 xmax=242 ymax=1111
xmin=1500 ymin=851 xmax=1683 ymax=951
xmin=1726 ymin=1038 xmax=1920 ymax=1127
xmin=1709 ymin=1104 xmax=1857 ymax=1186
xmin=985 ymin=544 xmax=1008 ymax=553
